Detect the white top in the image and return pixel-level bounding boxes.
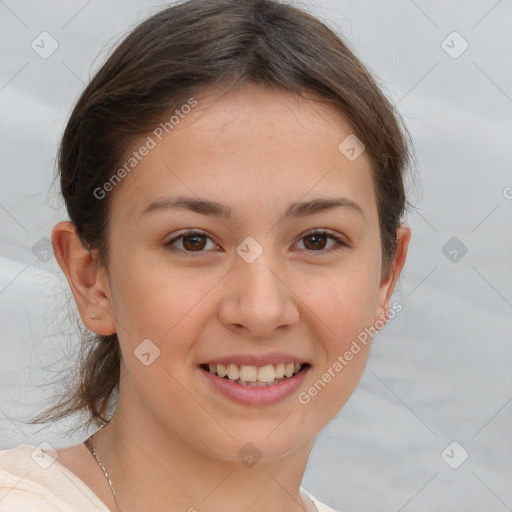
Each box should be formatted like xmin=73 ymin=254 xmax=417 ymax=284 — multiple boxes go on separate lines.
xmin=0 ymin=444 xmax=340 ymax=512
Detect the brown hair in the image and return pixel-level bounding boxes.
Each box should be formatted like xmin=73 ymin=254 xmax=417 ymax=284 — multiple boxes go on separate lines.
xmin=28 ymin=0 xmax=412 ymax=432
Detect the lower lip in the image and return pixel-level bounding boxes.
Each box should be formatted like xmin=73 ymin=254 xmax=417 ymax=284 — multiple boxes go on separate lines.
xmin=198 ymin=366 xmax=310 ymax=405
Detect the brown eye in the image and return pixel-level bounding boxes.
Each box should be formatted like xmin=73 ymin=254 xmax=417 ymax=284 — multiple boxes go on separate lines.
xmin=182 ymin=234 xmax=207 ymax=251
xmin=296 ymin=230 xmax=347 ymax=253
xmin=165 ymin=230 xmax=218 ymax=255
xmin=303 ymin=233 xmax=329 ymax=250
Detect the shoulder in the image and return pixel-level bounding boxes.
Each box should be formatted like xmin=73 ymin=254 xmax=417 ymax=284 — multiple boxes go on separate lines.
xmin=0 ymin=444 xmax=109 ymax=512
xmin=301 ymin=487 xmax=341 ymax=512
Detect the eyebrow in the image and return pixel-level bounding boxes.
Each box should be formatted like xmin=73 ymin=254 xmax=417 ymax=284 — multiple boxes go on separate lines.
xmin=137 ymin=195 xmax=365 ymax=221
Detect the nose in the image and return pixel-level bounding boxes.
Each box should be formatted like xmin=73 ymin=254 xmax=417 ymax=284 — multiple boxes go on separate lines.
xmin=217 ymin=250 xmax=300 ymax=339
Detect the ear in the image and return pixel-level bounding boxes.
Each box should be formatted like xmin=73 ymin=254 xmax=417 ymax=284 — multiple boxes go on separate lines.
xmin=51 ymin=221 xmax=116 ymax=335
xmin=374 ymin=224 xmax=411 ymax=326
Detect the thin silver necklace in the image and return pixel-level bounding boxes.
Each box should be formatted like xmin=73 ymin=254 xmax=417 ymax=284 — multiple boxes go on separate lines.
xmin=84 ymin=433 xmax=121 ymax=512
xmin=83 ymin=434 xmax=318 ymax=512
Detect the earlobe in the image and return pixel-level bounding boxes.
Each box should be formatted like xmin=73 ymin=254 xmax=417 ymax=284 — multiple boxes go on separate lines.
xmin=51 ymin=221 xmax=116 ymax=335
xmin=375 ymin=224 xmax=411 ymax=326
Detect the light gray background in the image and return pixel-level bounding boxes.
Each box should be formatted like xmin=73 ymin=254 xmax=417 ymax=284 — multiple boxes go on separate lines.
xmin=1 ymin=1 xmax=511 ymax=511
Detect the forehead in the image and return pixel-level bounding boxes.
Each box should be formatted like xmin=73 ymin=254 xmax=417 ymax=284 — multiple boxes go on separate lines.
xmin=109 ymin=85 xmax=378 ymax=227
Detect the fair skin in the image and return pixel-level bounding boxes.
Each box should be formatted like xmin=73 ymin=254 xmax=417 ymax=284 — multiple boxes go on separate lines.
xmin=52 ymin=84 xmax=410 ymax=512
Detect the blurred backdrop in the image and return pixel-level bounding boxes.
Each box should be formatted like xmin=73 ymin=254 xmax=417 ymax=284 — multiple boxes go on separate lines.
xmin=0 ymin=1 xmax=511 ymax=511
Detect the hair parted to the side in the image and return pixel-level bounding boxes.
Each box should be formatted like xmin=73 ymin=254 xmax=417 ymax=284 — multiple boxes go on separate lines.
xmin=28 ymin=0 xmax=412 ymax=432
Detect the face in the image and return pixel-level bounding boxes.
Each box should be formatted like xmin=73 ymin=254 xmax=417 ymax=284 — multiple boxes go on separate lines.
xmin=90 ymin=85 xmax=407 ymax=461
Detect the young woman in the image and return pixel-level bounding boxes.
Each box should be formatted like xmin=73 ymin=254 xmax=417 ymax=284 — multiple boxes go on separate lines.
xmin=0 ymin=1 xmax=411 ymax=510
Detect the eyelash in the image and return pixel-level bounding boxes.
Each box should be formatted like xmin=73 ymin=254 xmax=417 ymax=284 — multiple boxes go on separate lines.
xmin=164 ymin=229 xmax=348 ymax=256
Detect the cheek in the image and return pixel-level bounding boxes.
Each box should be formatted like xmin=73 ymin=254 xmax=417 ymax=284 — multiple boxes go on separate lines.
xmin=298 ymin=269 xmax=377 ymax=415
xmin=297 ymin=262 xmax=380 ymax=340
xmin=109 ymin=251 xmax=225 ymax=350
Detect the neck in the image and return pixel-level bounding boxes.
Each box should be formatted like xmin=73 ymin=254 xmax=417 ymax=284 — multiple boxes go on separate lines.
xmin=91 ymin=390 xmax=317 ymax=512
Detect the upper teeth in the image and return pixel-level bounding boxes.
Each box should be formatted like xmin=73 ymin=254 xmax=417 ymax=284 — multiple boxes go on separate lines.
xmin=208 ymin=362 xmax=302 ymax=384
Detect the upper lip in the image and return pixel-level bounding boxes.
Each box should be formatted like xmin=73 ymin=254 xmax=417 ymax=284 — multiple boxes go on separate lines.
xmin=199 ymin=352 xmax=310 ymax=367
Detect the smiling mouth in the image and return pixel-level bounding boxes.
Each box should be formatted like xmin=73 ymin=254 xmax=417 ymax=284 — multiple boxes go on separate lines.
xmin=199 ymin=362 xmax=310 ymax=387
